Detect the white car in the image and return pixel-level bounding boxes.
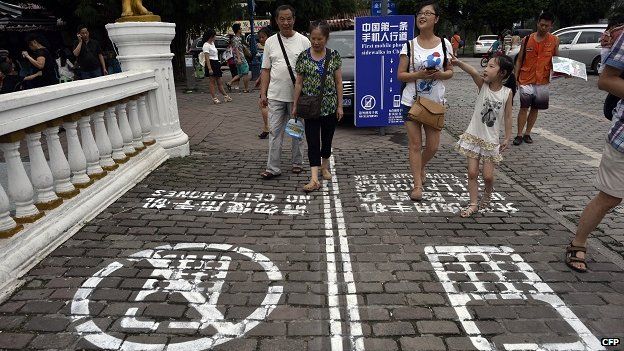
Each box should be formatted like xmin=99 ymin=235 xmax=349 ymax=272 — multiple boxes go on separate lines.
xmin=474 ymin=35 xmax=497 ymax=55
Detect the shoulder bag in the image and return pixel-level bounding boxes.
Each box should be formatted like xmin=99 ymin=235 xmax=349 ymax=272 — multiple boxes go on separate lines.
xmin=406 ymin=38 xmax=446 ymax=130
xmin=296 ymin=49 xmax=333 ymax=120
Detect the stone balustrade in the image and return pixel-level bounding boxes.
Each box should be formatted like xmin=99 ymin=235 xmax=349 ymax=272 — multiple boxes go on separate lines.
xmin=0 ymin=70 xmax=161 ymax=239
xmin=0 ymin=70 xmax=171 ymax=296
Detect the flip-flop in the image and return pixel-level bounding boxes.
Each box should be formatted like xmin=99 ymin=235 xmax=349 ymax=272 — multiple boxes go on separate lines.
xmin=292 ymin=166 xmax=303 ymax=174
xmin=260 ymin=171 xmax=280 ymax=180
xmin=258 ymin=131 xmax=269 ymax=139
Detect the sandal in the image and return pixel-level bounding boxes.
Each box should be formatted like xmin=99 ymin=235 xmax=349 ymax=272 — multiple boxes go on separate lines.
xmin=321 ymin=167 xmax=332 ymax=181
xmin=479 ymin=191 xmax=493 ymax=210
xmin=212 ymin=97 xmax=221 ymax=104
xmin=243 ymin=89 xmax=250 ymax=93
xmin=223 ymin=95 xmax=232 ymax=102
xmin=565 ymin=242 xmax=588 ymax=273
xmin=410 ymin=186 xmax=423 ymax=201
xmin=260 ymin=171 xmax=281 ymax=180
xmin=460 ymin=203 xmax=479 ymax=218
xmin=303 ymin=181 xmax=321 ymax=193
xmin=225 ymin=82 xmax=232 ymax=92
xmin=292 ymin=166 xmax=303 ymax=174
xmin=258 ymin=131 xmax=269 ymax=139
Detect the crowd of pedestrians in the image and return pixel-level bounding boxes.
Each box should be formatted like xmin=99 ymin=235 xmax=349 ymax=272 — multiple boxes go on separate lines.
xmin=0 ymin=24 xmax=120 ymax=94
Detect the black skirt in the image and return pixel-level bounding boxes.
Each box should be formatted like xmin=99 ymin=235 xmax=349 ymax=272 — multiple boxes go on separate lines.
xmin=207 ymin=59 xmax=222 ymax=78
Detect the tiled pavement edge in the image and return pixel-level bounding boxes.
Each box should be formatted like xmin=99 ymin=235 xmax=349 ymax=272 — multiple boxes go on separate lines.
xmin=0 ymin=60 xmax=622 ymax=350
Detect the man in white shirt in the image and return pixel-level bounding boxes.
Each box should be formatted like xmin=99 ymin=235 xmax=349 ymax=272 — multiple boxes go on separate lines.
xmin=259 ymin=5 xmax=311 ymax=179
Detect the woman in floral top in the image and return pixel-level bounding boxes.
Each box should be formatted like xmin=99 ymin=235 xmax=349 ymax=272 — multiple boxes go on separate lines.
xmin=292 ymin=21 xmax=343 ymax=192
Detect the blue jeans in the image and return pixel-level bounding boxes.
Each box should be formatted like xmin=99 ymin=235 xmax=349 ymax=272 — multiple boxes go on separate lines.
xmin=77 ymin=68 xmax=102 ymax=80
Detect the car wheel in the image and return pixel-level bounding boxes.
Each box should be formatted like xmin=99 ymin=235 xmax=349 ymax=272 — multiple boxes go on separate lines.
xmin=591 ymin=56 xmax=601 ymax=74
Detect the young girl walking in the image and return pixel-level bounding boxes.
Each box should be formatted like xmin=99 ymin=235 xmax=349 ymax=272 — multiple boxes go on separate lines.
xmin=450 ymin=54 xmax=516 ymax=217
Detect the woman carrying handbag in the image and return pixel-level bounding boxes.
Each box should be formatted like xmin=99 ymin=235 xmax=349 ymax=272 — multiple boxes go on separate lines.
xmin=397 ymin=0 xmax=453 ymax=201
xmin=292 ymin=21 xmax=343 ymax=193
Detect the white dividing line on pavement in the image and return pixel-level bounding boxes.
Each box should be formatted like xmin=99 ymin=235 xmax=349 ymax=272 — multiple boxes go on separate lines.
xmin=329 ymin=155 xmax=365 ymax=351
xmin=322 ymin=178 xmax=345 ymax=351
xmin=322 ymin=155 xmax=365 ymax=351
xmin=533 ymin=128 xmax=602 ymax=167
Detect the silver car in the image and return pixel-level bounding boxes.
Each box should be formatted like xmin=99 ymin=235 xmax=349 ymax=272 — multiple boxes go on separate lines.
xmin=509 ymin=24 xmax=607 ymax=72
xmin=553 ymin=24 xmax=606 ymax=72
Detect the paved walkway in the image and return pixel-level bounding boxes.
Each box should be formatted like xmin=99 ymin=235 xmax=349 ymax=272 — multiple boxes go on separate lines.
xmin=0 ymin=58 xmax=622 ymax=350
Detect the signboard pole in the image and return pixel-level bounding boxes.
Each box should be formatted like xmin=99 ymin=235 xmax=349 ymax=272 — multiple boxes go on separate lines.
xmin=378 ymin=0 xmax=389 ymax=136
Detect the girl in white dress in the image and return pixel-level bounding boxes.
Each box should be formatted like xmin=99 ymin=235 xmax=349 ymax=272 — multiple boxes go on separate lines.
xmin=450 ymin=54 xmax=516 ymax=217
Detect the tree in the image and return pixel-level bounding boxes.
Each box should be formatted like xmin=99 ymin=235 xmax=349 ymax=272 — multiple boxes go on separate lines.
xmin=545 ymin=0 xmax=613 ymax=28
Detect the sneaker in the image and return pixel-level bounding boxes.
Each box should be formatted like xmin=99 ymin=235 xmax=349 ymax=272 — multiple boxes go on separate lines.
xmin=512 ymin=136 xmax=523 ymax=145
xmin=523 ymin=134 xmax=533 ymax=144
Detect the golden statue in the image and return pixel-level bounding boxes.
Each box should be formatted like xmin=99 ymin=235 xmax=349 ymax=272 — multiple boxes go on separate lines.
xmin=117 ymin=0 xmax=161 ymax=22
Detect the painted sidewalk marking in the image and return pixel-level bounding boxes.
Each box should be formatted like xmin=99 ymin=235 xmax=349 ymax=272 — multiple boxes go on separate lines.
xmin=533 ymin=128 xmax=602 ymax=167
xmin=426 ymin=245 xmax=604 ymax=351
xmin=71 ymin=243 xmax=283 ymax=351
xmin=355 ymin=173 xmax=518 ymax=214
xmin=143 ymin=190 xmax=310 ymax=216
xmin=323 ymin=155 xmax=365 ymax=351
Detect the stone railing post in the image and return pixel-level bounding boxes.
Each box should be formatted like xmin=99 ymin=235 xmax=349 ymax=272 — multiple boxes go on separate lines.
xmin=63 ymin=115 xmax=92 ymax=188
xmin=44 ymin=122 xmax=79 ymax=199
xmin=106 ymin=22 xmax=189 ymax=157
xmin=115 ymin=101 xmax=137 ymax=156
xmin=92 ymin=106 xmax=118 ymax=171
xmin=105 ymin=104 xmax=128 ymax=164
xmin=0 ymin=182 xmax=21 ymax=238
xmin=127 ymin=98 xmax=145 ymax=151
xmin=0 ymin=132 xmax=43 ymax=223
xmin=137 ymin=94 xmax=155 ymax=145
xmin=78 ymin=110 xmax=106 ymax=180
xmin=25 ymin=126 xmax=62 ymax=210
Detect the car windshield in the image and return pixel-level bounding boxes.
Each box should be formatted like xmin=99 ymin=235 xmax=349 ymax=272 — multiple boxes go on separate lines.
xmin=479 ymin=35 xmax=497 ymax=41
xmin=328 ymin=33 xmax=355 ymax=58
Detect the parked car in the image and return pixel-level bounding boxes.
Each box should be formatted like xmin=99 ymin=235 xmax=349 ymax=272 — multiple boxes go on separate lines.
xmin=474 ymin=35 xmax=498 ymax=56
xmin=189 ymin=35 xmax=229 ymax=65
xmin=508 ymin=24 xmax=606 ymax=73
xmin=327 ymin=30 xmax=355 ymax=123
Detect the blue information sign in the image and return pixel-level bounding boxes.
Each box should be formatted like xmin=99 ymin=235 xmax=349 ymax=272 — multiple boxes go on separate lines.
xmin=355 ymin=16 xmax=415 ymax=127
xmin=371 ymin=0 xmax=396 ymax=16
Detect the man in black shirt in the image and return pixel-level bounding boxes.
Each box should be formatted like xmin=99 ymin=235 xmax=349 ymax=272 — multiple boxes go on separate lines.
xmin=73 ymin=25 xmax=107 ymax=79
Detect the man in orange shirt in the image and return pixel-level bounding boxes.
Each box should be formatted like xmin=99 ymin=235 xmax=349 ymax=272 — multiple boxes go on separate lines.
xmin=451 ymin=31 xmax=461 ymax=57
xmin=513 ymin=12 xmax=559 ymax=145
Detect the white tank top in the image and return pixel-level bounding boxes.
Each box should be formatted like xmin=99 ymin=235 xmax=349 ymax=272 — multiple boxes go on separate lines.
xmin=464 ymin=83 xmax=511 ymax=144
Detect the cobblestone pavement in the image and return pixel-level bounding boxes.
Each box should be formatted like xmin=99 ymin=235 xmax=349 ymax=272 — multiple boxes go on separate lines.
xmin=0 ymin=58 xmax=622 ymax=350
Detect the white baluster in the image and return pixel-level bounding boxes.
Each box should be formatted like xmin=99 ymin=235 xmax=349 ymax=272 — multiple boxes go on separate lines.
xmin=92 ymin=107 xmax=118 ymax=171
xmin=105 ymin=105 xmax=128 ymax=164
xmin=44 ymin=124 xmax=78 ymax=198
xmin=0 ymin=133 xmax=43 ymax=223
xmin=78 ymin=111 xmax=106 ymax=180
xmin=138 ymin=94 xmax=155 ymax=145
xmin=63 ymin=116 xmax=92 ymax=188
xmin=25 ymin=128 xmax=62 ymax=210
xmin=116 ymin=101 xmax=137 ymax=156
xmin=127 ymin=98 xmax=145 ymax=151
xmin=0 ymin=182 xmax=21 ymax=238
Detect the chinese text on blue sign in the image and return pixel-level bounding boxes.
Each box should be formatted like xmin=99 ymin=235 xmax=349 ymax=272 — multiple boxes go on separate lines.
xmin=371 ymin=0 xmax=396 ymax=16
xmin=355 ymin=16 xmax=415 ymax=127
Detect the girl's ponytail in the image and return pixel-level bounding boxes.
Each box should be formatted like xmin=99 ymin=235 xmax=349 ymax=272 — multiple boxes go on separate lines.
xmin=504 ymin=72 xmax=517 ymax=97
xmin=496 ymin=55 xmax=517 ymax=97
